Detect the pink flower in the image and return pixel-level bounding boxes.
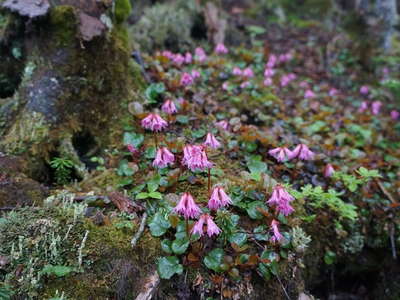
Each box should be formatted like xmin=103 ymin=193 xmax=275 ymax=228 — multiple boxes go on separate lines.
xmin=240 ymin=81 xmax=251 ymax=89
xmin=299 ymin=81 xmax=309 ymax=88
xmin=162 ymin=50 xmax=174 ymax=59
xmin=359 ymin=101 xmax=368 ymax=113
xmin=208 ymin=186 xmax=232 ymax=210
xmin=215 ymin=43 xmax=228 ymax=54
xmin=232 ymin=67 xmax=242 ymax=76
xmin=287 ymin=73 xmax=297 ymax=80
xmin=174 ymin=192 xmax=202 ymax=219
xmin=324 ymin=163 xmax=335 ymax=178
xmin=329 ymin=88 xmax=338 ymax=97
xmin=216 ymin=120 xmax=229 ymax=130
xmin=267 ymin=185 xmax=294 ymax=216
xmin=161 ymin=99 xmax=177 ymax=115
xmin=242 ymin=67 xmax=254 ymax=78
xmin=222 ymin=81 xmax=229 ymax=90
xmin=191 ymin=70 xmax=201 ymax=79
xmin=264 ymin=68 xmax=275 ymax=77
xmin=266 ymin=54 xmax=277 ymax=68
xmin=141 ymin=113 xmax=168 ymax=132
xmin=290 ymin=144 xmax=315 ymax=161
xmin=391 ymin=110 xmax=399 ymax=120
xmin=360 ymin=85 xmax=369 ymax=95
xmin=304 ymin=90 xmax=316 ymax=99
xmin=192 ymin=214 xmax=221 ymax=237
xmin=270 ymin=220 xmax=283 ymax=243
xmin=279 ymin=54 xmax=287 ymax=63
xmin=184 ymin=52 xmax=192 ymax=64
xmin=204 ymin=133 xmax=221 ymax=149
xmin=195 ymin=47 xmax=207 ymax=62
xmin=173 ymin=54 xmax=185 ymax=66
xmin=268 ymin=147 xmax=293 ymax=162
xmin=180 ymin=73 xmax=194 ymax=86
xmin=371 ymin=101 xmax=382 ymax=115
xmin=280 ymin=75 xmax=290 ymax=87
xmin=153 ymin=147 xmax=175 ymax=168
xmin=127 ymin=144 xmax=138 ymax=154
xmin=182 ymin=145 xmax=213 ymax=171
xmin=264 ymin=77 xmax=273 ymax=86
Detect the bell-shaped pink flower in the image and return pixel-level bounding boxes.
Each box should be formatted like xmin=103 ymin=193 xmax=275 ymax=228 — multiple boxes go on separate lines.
xmin=191 ymin=70 xmax=201 ymax=79
xmin=264 ymin=77 xmax=273 ymax=86
xmin=216 ymin=120 xmax=229 ymax=130
xmin=161 ymin=99 xmax=177 ymax=115
xmin=242 ymin=67 xmax=254 ymax=78
xmin=153 ymin=147 xmax=175 ymax=168
xmin=180 ymin=73 xmax=194 ymax=86
xmin=359 ymin=101 xmax=368 ymax=113
xmin=215 ymin=43 xmax=228 ymax=54
xmin=141 ymin=113 xmax=168 ymax=132
xmin=268 ymin=147 xmax=293 ymax=162
xmin=173 ymin=54 xmax=185 ymax=66
xmin=304 ymin=90 xmax=316 ymax=99
xmin=195 ymin=47 xmax=207 ymax=62
xmin=360 ymin=85 xmax=369 ymax=95
xmin=222 ymin=82 xmax=229 ymax=90
xmin=329 ymin=88 xmax=338 ymax=97
xmin=232 ymin=67 xmax=242 ymax=76
xmin=371 ymin=101 xmax=382 ymax=115
xmin=162 ymin=50 xmax=174 ymax=59
xmin=267 ymin=185 xmax=294 ymax=216
xmin=204 ymin=133 xmax=221 ymax=149
xmin=182 ymin=145 xmax=213 ymax=171
xmin=266 ymin=54 xmax=277 ymax=68
xmin=270 ymin=219 xmax=283 ymax=243
xmin=240 ymin=81 xmax=251 ymax=89
xmin=184 ymin=52 xmax=192 ymax=64
xmin=174 ymin=192 xmax=201 ymax=219
xmin=192 ymin=214 xmax=221 ymax=237
xmin=264 ymin=68 xmax=275 ymax=77
xmin=290 ymin=144 xmax=315 ymax=161
xmin=324 ymin=163 xmax=335 ymax=178
xmin=280 ymin=75 xmax=290 ymax=87
xmin=391 ymin=110 xmax=399 ymax=120
xmin=287 ymin=73 xmax=296 ymax=80
xmin=208 ymin=186 xmax=232 ymax=211
xmin=299 ymin=81 xmax=309 ymax=88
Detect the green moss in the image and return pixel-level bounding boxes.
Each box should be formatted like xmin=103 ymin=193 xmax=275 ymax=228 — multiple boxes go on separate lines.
xmin=115 ymin=0 xmax=132 ymax=24
xmin=49 ymin=6 xmax=77 ymax=47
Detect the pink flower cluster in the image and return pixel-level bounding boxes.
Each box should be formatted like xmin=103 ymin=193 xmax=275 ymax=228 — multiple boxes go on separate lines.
xmin=269 ymin=144 xmax=315 ymax=162
xmin=174 ymin=192 xmax=201 ymax=219
xmin=161 ymin=99 xmax=177 ymax=115
xmin=204 ymin=133 xmax=221 ymax=149
xmin=192 ymin=214 xmax=221 ymax=237
xmin=215 ymin=43 xmax=228 ymax=54
xmin=195 ymin=47 xmax=207 ymax=62
xmin=153 ymin=147 xmax=175 ymax=168
xmin=162 ymin=51 xmax=192 ymax=66
xmin=182 ymin=145 xmax=213 ymax=171
xmin=141 ymin=113 xmax=168 ymax=132
xmin=270 ymin=219 xmax=283 ymax=242
xmin=267 ymin=185 xmax=294 ymax=216
xmin=280 ymin=73 xmax=296 ymax=87
xmin=358 ymin=101 xmax=383 ymax=115
xmin=208 ymin=186 xmax=232 ymax=210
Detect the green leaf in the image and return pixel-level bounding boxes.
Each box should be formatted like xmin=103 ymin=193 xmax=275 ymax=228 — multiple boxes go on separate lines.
xmin=147 ymin=181 xmax=159 ymax=193
xmin=254 ymin=225 xmax=269 ymax=241
xmin=161 ymin=239 xmax=173 ymax=254
xmin=40 ymin=265 xmax=73 ymax=278
xmin=246 ymin=25 xmax=266 ymax=35
xmin=145 ymin=82 xmax=165 ymax=103
xmin=148 ymin=192 xmax=163 ymax=199
xmin=324 ymin=251 xmax=336 ymax=265
xmin=117 ymin=159 xmax=134 ymax=176
xmin=148 ymin=212 xmax=171 ymax=237
xmin=246 ymin=201 xmax=266 ymax=220
xmin=136 ymin=192 xmax=149 ymax=200
xmin=171 ymin=238 xmax=190 ymax=255
xmin=157 ymin=256 xmax=183 ymax=279
xmin=258 ymin=263 xmax=271 ymax=280
xmin=144 ymin=146 xmax=156 ymax=159
xmin=229 ymin=232 xmax=247 ymax=246
xmin=204 ymin=248 xmax=224 ymax=272
xmin=176 ymin=115 xmax=189 ymax=124
xmin=123 ymin=132 xmax=144 ymax=148
xmin=191 ymin=129 xmax=206 ymax=139
xmin=0 ymin=286 xmax=14 ymax=299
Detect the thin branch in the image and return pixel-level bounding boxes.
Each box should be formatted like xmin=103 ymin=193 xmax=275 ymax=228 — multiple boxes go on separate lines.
xmin=376 ymin=180 xmax=397 ymax=204
xmin=131 ymin=212 xmax=148 ymax=248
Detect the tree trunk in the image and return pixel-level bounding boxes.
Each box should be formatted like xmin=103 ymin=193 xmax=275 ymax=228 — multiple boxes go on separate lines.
xmin=0 ymin=0 xmax=145 ymax=182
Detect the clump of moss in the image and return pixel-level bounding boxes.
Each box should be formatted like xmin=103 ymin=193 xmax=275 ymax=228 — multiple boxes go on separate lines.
xmin=49 ymin=5 xmax=77 ymax=47
xmin=115 ymin=0 xmax=132 ymax=24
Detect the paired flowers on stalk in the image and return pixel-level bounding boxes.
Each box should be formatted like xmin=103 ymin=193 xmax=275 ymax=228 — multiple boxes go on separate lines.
xmin=268 ymin=144 xmax=315 ymax=162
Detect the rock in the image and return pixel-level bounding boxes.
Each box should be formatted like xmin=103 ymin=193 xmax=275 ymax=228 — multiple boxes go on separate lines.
xmin=164 ymin=193 xmax=180 ymax=206
xmin=128 ymin=101 xmax=144 ymax=115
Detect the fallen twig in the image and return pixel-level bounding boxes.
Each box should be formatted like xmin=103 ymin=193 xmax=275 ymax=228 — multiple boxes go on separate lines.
xmin=135 ymin=269 xmax=160 ymax=300
xmin=376 ymin=180 xmax=397 ymax=204
xmin=131 ymin=212 xmax=148 ymax=248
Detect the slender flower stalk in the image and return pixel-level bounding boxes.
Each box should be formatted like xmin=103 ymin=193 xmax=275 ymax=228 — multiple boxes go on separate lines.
xmin=270 ymin=219 xmax=283 ymax=243
xmin=204 ymin=133 xmax=221 ymax=149
xmin=208 ymin=186 xmax=232 ymax=211
xmin=192 ymin=214 xmax=221 ymax=237
xmin=153 ymin=147 xmax=175 ymax=168
xmin=268 ymin=147 xmax=293 ymax=163
xmin=290 ymin=144 xmax=315 ymax=160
